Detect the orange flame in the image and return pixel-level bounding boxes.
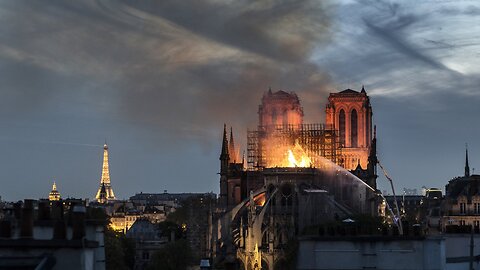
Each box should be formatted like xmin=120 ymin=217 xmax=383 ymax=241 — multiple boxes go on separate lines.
xmin=287 ymin=149 xmax=311 ymax=167
xmin=287 ymin=142 xmax=312 ymax=167
xmin=265 ymin=139 xmax=312 ymax=168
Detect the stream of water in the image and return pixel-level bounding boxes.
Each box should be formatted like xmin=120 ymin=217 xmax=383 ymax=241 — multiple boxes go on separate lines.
xmin=312 ymin=153 xmax=400 ymax=225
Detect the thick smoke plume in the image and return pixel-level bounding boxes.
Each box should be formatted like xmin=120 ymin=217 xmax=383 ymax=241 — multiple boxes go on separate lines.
xmin=0 ymin=0 xmax=334 ymax=145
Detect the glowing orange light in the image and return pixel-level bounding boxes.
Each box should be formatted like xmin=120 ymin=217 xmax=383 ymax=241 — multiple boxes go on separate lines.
xmin=255 ymin=193 xmax=266 ymax=206
xmin=265 ymin=140 xmax=313 ymax=168
xmin=287 ymin=148 xmax=311 ymax=167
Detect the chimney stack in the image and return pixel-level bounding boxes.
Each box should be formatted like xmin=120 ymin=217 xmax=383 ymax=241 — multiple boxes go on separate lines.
xmin=13 ymin=202 xmax=22 ymax=220
xmin=72 ymin=205 xmax=86 ymax=240
xmin=38 ymin=201 xmax=50 ymax=220
xmin=20 ymin=199 xmax=34 ymax=238
xmin=51 ymin=201 xmax=66 ymax=240
xmin=0 ymin=220 xmax=12 ymax=238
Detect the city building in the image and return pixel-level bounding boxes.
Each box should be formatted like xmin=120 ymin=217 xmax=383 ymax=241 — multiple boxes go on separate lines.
xmin=0 ymin=199 xmax=106 ymax=270
xmin=297 ymin=235 xmax=445 ymax=270
xmin=384 ymin=194 xmax=423 ymax=223
xmin=130 ymin=192 xmax=216 ymax=208
xmin=110 ymin=210 xmax=142 ymax=233
xmin=106 ymin=192 xmax=215 ymax=233
xmin=49 ymin=181 xmax=61 ymax=201
xmin=442 ymin=148 xmax=480 ymax=231
xmin=126 ymin=218 xmax=166 ymax=270
xmin=422 ymin=188 xmax=443 ymax=232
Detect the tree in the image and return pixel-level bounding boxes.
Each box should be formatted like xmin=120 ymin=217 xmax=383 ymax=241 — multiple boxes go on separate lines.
xmin=157 ymin=220 xmax=184 ymax=241
xmin=147 ymin=240 xmax=192 ymax=270
xmin=105 ymin=227 xmax=135 ymax=270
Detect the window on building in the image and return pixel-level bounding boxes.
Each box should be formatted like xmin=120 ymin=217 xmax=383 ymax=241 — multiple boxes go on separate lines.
xmin=339 ymin=109 xmax=345 ymax=146
xmin=351 ymin=109 xmax=358 ymax=147
xmin=142 ymin=251 xmax=149 ymax=260
xmin=460 ymin=203 xmax=466 ymax=214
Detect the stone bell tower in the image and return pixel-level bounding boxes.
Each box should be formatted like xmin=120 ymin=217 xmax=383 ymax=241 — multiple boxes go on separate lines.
xmin=325 ymin=87 xmax=373 ymax=170
xmin=258 ymin=88 xmax=304 ymax=128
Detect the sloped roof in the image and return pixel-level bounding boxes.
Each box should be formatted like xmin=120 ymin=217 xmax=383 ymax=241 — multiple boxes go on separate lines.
xmin=273 ymin=90 xmax=293 ymax=96
xmin=266 ymin=90 xmax=298 ymax=99
xmin=446 ymin=175 xmax=480 ymax=198
xmin=339 ymin=89 xmax=359 ymax=94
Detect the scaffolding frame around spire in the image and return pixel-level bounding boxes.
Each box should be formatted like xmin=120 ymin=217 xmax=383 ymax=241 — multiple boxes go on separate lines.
xmin=247 ymin=123 xmax=342 ymax=170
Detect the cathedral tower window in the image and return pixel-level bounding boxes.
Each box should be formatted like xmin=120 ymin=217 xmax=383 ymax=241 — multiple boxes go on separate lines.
xmin=339 ymin=109 xmax=346 ymax=146
xmin=351 ymin=109 xmax=358 ymax=147
xmin=460 ymin=202 xmax=466 ymax=214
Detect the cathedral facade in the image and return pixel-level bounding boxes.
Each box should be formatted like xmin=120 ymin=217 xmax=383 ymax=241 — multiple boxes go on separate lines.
xmin=210 ymin=87 xmax=378 ymax=270
xmin=325 ymin=87 xmax=373 ymax=170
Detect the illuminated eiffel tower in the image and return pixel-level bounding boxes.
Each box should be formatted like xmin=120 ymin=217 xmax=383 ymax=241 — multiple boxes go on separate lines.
xmin=95 ymin=142 xmax=116 ymax=202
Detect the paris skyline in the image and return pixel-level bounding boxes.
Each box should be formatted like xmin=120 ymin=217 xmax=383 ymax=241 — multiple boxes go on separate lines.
xmin=1 ymin=0 xmax=480 ymax=201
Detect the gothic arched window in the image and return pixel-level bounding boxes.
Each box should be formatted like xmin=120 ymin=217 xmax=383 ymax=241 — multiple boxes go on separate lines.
xmin=282 ymin=110 xmax=289 ymax=127
xmin=272 ymin=109 xmax=277 ymax=126
xmin=351 ymin=109 xmax=358 ymax=147
xmin=339 ymin=109 xmax=346 ymax=146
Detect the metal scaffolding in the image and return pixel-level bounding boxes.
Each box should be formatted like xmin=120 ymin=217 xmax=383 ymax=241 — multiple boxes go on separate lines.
xmin=247 ymin=124 xmax=342 ymax=170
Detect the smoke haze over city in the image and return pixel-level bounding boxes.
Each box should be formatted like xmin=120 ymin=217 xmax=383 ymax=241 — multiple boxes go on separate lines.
xmin=1 ymin=0 xmax=480 ymax=200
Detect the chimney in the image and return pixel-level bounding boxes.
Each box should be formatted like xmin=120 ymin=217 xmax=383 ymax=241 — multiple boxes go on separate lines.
xmin=13 ymin=202 xmax=22 ymax=219
xmin=38 ymin=201 xmax=50 ymax=220
xmin=72 ymin=205 xmax=86 ymax=240
xmin=0 ymin=220 xmax=12 ymax=238
xmin=20 ymin=199 xmax=34 ymax=238
xmin=50 ymin=201 xmax=63 ymax=220
xmin=51 ymin=201 xmax=66 ymax=240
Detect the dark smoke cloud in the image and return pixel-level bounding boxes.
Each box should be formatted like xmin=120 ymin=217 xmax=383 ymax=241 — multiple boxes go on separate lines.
xmin=120 ymin=0 xmax=330 ymax=62
xmin=0 ymin=0 xmax=334 ymax=147
xmin=108 ymin=0 xmax=334 ymax=140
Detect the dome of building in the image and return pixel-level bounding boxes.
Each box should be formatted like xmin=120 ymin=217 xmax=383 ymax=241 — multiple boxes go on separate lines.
xmin=49 ymin=181 xmax=61 ymax=201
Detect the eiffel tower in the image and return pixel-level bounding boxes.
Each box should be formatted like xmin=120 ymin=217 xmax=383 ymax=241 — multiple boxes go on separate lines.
xmin=95 ymin=142 xmax=116 ymax=202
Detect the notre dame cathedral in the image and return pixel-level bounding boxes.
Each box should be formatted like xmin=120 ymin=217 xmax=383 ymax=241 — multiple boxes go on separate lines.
xmin=208 ymin=87 xmax=378 ymax=270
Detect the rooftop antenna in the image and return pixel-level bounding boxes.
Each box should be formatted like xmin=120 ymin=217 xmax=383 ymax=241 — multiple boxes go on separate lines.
xmin=465 ymin=143 xmax=470 ymax=177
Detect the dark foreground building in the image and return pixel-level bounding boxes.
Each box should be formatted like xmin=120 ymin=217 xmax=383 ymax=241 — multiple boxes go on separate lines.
xmin=0 ymin=199 xmax=106 ymax=270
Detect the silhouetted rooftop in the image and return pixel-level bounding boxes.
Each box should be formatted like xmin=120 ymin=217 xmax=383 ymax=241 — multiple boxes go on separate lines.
xmin=446 ymin=174 xmax=480 ymax=198
xmin=263 ymin=90 xmax=299 ymax=101
xmin=339 ymin=89 xmax=359 ymax=94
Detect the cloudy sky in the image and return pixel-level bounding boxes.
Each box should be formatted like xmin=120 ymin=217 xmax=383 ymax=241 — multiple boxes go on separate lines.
xmin=0 ymin=0 xmax=479 ymax=201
